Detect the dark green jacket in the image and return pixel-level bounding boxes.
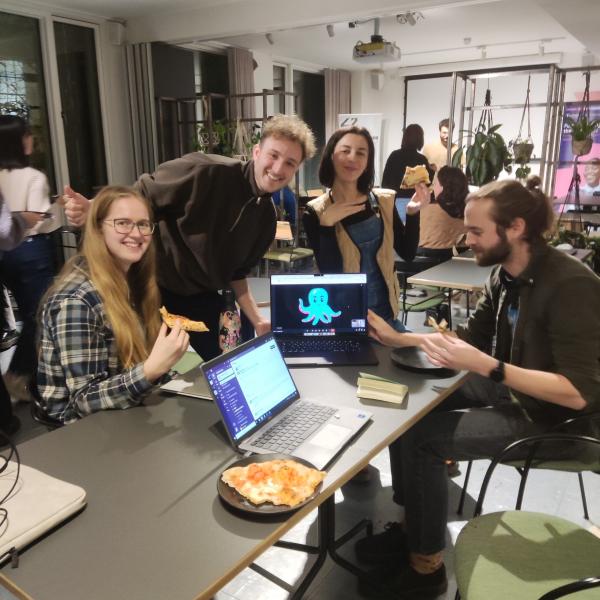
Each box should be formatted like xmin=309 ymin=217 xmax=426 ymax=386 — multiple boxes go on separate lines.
xmin=457 ymin=243 xmax=600 ymax=426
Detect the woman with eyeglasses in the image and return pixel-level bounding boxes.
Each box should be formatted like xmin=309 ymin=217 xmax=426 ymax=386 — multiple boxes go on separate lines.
xmin=37 ymin=186 xmax=189 ymax=424
xmin=303 ymin=126 xmax=430 ymax=332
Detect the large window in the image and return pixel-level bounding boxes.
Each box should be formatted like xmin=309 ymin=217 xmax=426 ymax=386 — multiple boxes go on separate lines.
xmin=293 ymin=70 xmax=325 ymax=190
xmin=54 ymin=21 xmax=107 ymax=198
xmin=0 ymin=11 xmax=55 ymax=191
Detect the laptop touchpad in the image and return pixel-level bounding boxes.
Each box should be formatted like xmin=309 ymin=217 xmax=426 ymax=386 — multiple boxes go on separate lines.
xmin=309 ymin=423 xmax=352 ymax=449
xmin=286 ymin=356 xmax=332 ymax=365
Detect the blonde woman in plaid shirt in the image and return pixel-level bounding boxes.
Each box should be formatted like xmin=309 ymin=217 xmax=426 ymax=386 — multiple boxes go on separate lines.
xmin=37 ymin=186 xmax=189 ymax=424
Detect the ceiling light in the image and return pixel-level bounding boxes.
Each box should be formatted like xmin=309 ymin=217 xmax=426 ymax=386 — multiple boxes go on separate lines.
xmin=479 ymin=45 xmax=487 ymax=59
xmin=396 ymin=11 xmax=424 ymax=26
xmin=539 ymin=41 xmax=545 ymax=56
xmin=326 ymin=24 xmax=334 ymax=38
xmin=265 ymin=33 xmax=274 ymax=45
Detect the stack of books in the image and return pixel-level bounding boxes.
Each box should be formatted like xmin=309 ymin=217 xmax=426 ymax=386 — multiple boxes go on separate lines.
xmin=356 ymin=372 xmax=408 ymax=405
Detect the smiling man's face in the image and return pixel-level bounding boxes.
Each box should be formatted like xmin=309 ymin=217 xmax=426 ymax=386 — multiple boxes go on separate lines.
xmin=252 ymin=136 xmax=303 ymax=194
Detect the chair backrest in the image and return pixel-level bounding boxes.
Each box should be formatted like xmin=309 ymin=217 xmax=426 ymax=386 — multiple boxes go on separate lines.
xmin=474 ymin=433 xmax=600 ymax=517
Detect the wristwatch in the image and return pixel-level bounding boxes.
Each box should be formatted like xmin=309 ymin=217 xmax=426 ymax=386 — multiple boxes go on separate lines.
xmin=489 ymin=360 xmax=505 ymax=383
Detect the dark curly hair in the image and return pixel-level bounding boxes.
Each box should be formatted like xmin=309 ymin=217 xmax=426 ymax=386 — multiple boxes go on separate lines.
xmin=436 ymin=166 xmax=468 ymax=219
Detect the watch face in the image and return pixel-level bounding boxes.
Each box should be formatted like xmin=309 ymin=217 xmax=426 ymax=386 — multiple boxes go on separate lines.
xmin=490 ymin=361 xmax=505 ymax=383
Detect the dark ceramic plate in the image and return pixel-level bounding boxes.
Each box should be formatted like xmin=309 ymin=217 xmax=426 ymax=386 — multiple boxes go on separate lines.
xmin=391 ymin=347 xmax=457 ymax=377
xmin=217 ymin=453 xmax=324 ymax=516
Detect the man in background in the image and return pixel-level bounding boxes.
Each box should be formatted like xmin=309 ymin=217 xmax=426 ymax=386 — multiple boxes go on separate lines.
xmin=422 ymin=118 xmax=458 ymax=174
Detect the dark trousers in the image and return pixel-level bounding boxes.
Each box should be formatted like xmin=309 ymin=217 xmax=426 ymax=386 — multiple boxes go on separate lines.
xmin=389 ymin=376 xmax=547 ymax=555
xmin=0 ymin=234 xmax=55 ymax=377
xmin=159 ymin=287 xmax=224 ymax=361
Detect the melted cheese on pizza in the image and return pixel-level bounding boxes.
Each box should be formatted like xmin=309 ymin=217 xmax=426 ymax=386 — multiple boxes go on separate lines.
xmin=159 ymin=306 xmax=209 ymax=332
xmin=221 ymin=459 xmax=326 ymax=507
xmin=400 ymin=164 xmax=431 ymax=189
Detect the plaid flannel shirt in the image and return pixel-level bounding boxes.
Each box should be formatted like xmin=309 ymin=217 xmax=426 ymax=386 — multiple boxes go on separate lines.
xmin=38 ymin=266 xmax=156 ymax=424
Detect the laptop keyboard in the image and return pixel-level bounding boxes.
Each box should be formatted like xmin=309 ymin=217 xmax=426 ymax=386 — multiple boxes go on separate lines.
xmin=252 ymin=401 xmax=337 ymax=454
xmin=280 ymin=338 xmax=362 ymax=354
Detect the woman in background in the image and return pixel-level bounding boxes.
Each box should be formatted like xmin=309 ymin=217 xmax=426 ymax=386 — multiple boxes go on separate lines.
xmin=0 ymin=115 xmax=58 ymax=402
xmin=381 ymin=124 xmax=434 ymax=199
xmin=303 ymin=126 xmax=429 ymax=332
xmin=37 ymin=186 xmax=189 ymax=424
xmin=417 ymin=165 xmax=469 ymax=264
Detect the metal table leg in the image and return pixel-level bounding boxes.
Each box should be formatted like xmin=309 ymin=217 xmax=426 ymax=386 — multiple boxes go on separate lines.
xmin=248 ymin=495 xmax=372 ymax=599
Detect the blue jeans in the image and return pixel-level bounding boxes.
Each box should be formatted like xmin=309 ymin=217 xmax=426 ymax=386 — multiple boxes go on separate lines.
xmin=388 ymin=375 xmax=547 ymax=554
xmin=0 ymin=234 xmax=56 ymax=377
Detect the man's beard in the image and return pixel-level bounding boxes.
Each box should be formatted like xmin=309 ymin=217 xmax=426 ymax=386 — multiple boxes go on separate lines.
xmin=472 ymin=229 xmax=511 ymax=267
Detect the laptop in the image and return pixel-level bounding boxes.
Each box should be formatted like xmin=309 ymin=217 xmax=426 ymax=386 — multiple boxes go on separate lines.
xmin=270 ymin=273 xmax=379 ymax=367
xmin=201 ymin=333 xmax=372 ymax=470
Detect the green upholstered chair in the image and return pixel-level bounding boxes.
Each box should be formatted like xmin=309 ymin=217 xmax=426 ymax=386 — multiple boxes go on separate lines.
xmin=457 ymin=411 xmax=600 ymax=519
xmin=454 ymin=433 xmax=600 ymax=600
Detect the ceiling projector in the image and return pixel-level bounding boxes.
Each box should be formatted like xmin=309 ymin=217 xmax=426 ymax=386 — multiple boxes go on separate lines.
xmin=353 ymin=34 xmax=401 ymax=63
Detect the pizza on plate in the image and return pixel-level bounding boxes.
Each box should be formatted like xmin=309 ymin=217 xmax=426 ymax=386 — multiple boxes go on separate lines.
xmin=159 ymin=306 xmax=209 ymax=332
xmin=400 ymin=164 xmax=431 ymax=189
xmin=221 ymin=459 xmax=326 ymax=507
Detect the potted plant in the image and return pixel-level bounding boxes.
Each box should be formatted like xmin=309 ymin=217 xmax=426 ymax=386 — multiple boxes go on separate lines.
xmin=452 ymin=123 xmax=513 ymax=186
xmin=510 ymin=75 xmax=534 ymax=178
xmin=452 ymin=89 xmax=512 ymax=186
xmin=565 ymin=115 xmax=599 ymax=156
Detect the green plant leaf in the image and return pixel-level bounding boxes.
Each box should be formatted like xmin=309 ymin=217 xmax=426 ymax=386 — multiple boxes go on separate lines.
xmin=488 ymin=123 xmax=503 ymax=134
xmin=451 ymin=147 xmax=463 ymax=168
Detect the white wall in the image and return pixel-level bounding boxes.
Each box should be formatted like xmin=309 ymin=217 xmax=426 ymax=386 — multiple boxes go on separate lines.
xmin=251 ymin=49 xmax=275 ymax=117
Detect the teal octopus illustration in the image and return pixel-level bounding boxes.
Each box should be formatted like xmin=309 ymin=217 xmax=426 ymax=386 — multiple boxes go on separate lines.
xmin=298 ymin=287 xmax=341 ymax=325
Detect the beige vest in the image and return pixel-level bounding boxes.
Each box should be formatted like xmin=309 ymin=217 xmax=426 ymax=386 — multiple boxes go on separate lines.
xmin=308 ymin=189 xmax=401 ymax=318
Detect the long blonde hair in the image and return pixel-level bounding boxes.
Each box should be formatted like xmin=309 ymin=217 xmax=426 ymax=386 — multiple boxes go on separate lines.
xmin=51 ymin=186 xmax=161 ymax=367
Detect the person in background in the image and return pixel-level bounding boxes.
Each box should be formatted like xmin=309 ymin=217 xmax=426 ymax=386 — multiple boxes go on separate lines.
xmin=272 ymin=184 xmax=297 ymax=225
xmin=62 ymin=115 xmax=316 ymax=361
xmin=417 ymin=165 xmax=468 ymax=264
xmin=381 ymin=124 xmax=433 ymax=199
xmin=303 ymin=126 xmax=430 ymax=332
xmin=0 ymin=190 xmax=43 ymax=434
xmin=422 ymin=118 xmax=459 ymax=176
xmin=356 ymin=177 xmax=600 ymax=599
xmin=37 ymin=186 xmax=189 ymax=425
xmin=0 ymin=115 xmax=59 ymax=403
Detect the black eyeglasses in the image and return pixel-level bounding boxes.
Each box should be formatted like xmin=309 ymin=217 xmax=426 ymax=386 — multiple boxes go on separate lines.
xmin=104 ymin=218 xmax=155 ymax=236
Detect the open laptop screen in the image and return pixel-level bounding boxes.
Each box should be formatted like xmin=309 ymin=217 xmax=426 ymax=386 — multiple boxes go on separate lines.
xmin=202 ymin=334 xmax=299 ymax=443
xmin=271 ymin=273 xmax=368 ymax=337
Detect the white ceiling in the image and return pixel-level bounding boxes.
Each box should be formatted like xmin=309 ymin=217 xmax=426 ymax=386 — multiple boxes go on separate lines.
xmin=214 ymin=1 xmax=583 ymax=71
xmin=28 ymin=0 xmax=599 ymax=71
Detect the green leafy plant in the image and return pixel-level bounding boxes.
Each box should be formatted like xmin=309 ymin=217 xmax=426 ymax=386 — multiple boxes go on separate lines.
xmin=564 ymin=115 xmax=600 ymax=141
xmin=452 ymin=123 xmax=512 ymax=186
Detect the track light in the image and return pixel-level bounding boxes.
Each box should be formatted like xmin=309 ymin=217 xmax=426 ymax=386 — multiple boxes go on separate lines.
xmin=396 ymin=11 xmax=423 ymax=26
xmin=265 ymin=33 xmax=274 ymax=45
xmin=479 ymin=45 xmax=487 ymax=59
xmin=326 ymin=24 xmax=334 ymax=38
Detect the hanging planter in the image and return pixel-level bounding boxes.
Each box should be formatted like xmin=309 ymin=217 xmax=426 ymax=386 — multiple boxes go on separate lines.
xmin=452 ymin=89 xmax=512 ymax=186
xmin=565 ymin=72 xmax=599 ymax=157
xmin=510 ymin=75 xmax=534 ymax=179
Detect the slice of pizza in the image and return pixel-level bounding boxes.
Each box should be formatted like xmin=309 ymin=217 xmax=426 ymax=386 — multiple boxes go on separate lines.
xmin=427 ymin=316 xmax=449 ymax=333
xmin=159 ymin=306 xmax=209 ymax=332
xmin=400 ymin=164 xmax=431 ymax=189
xmin=221 ymin=459 xmax=326 ymax=507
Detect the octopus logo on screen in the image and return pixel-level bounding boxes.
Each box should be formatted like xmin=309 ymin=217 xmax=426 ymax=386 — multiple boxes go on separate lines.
xmin=298 ymin=287 xmax=342 ymax=326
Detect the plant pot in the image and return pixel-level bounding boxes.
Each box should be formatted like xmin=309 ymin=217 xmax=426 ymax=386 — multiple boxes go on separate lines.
xmin=572 ymin=137 xmax=593 ymax=156
xmin=513 ymin=142 xmax=534 ymax=164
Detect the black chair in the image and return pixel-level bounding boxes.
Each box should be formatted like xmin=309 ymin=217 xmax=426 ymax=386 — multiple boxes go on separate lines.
xmin=454 ymin=433 xmax=600 ymax=600
xmin=457 ymin=410 xmax=600 ymax=519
